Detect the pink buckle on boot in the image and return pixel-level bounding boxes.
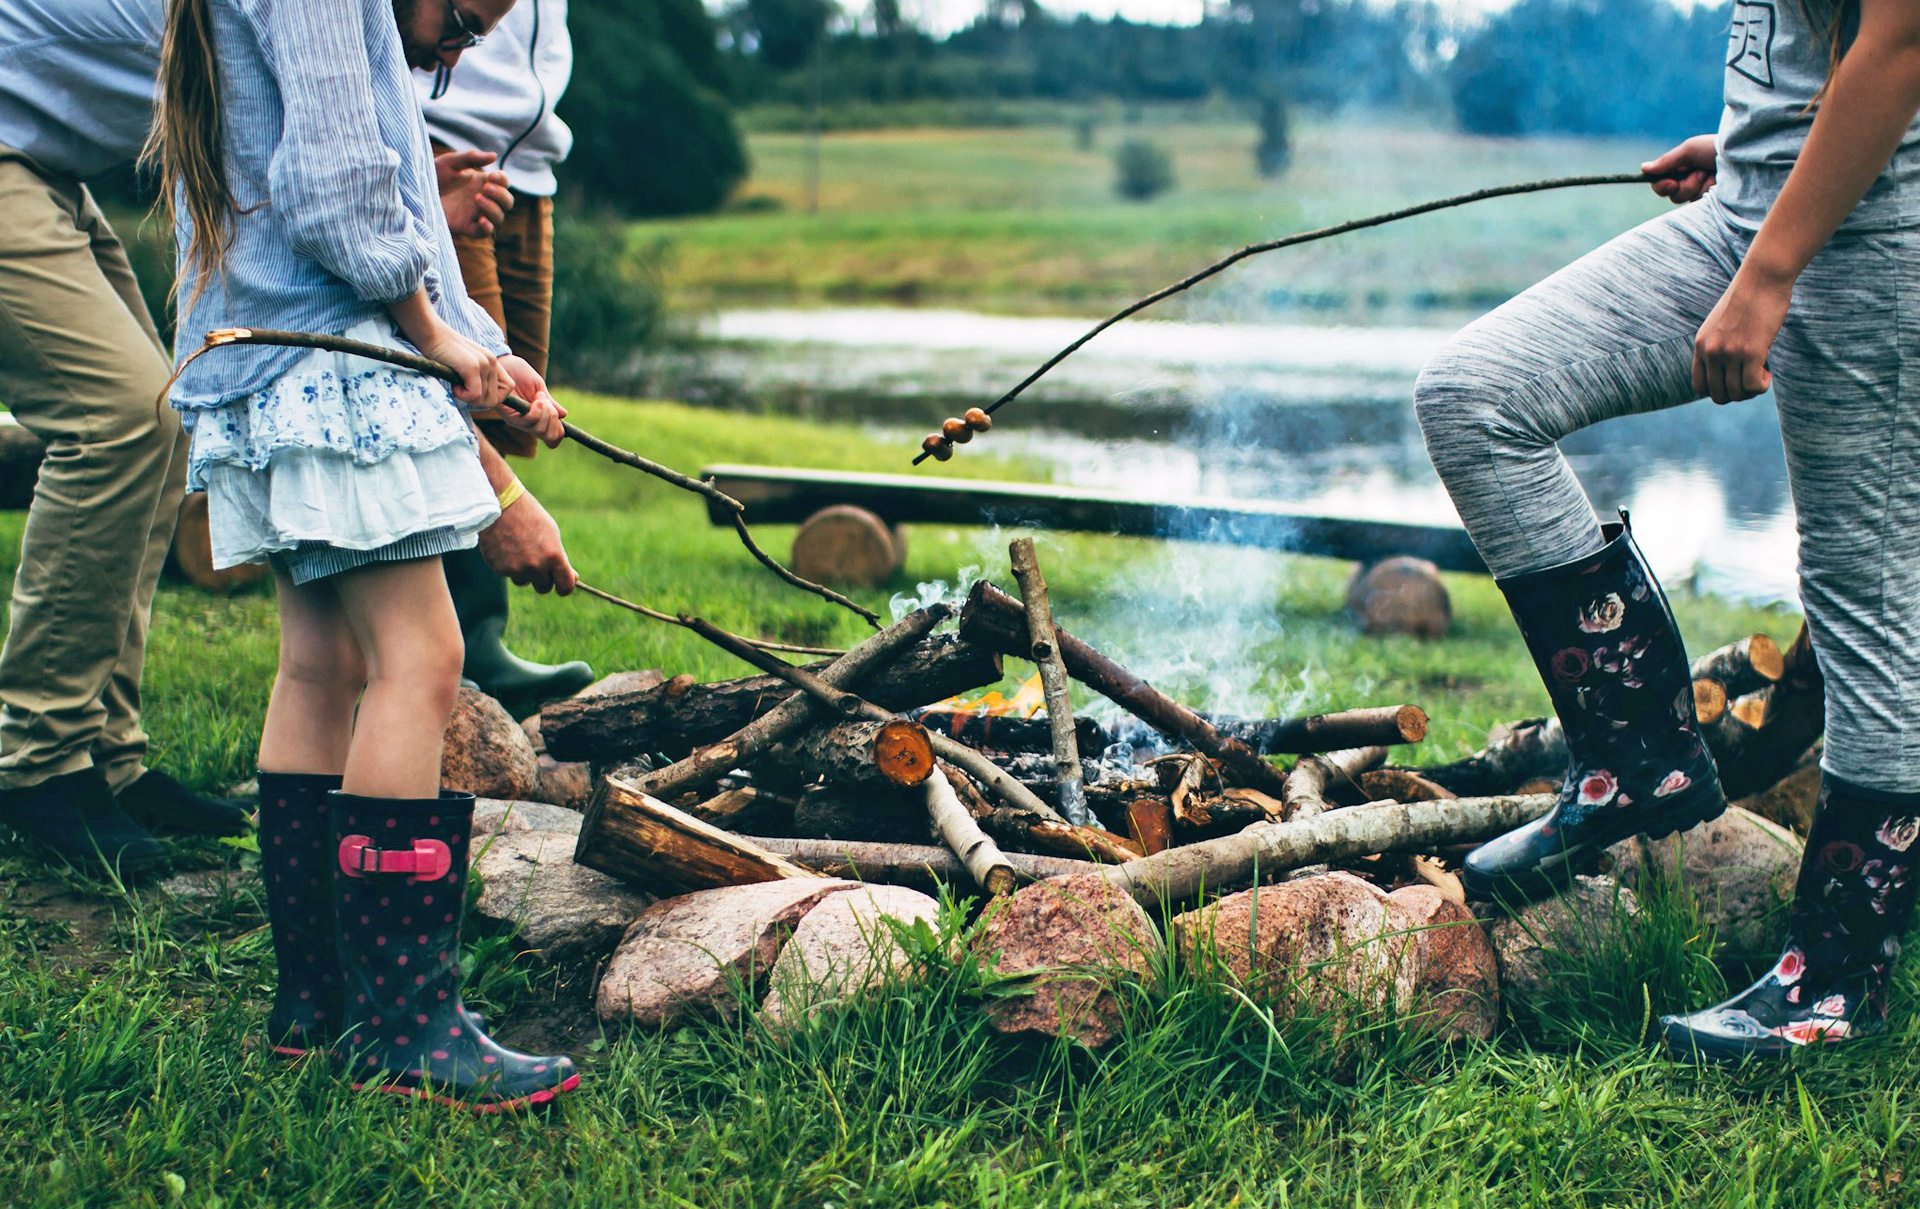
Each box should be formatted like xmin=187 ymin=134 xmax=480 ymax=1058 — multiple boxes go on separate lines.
xmin=337 ymin=835 xmax=453 ymax=883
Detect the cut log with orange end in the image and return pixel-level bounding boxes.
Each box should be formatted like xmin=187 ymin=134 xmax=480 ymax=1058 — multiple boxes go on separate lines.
xmin=1729 ymin=693 xmax=1769 ymax=730
xmin=1125 ymin=795 xmax=1173 ymax=854
xmin=1691 ymin=634 xmax=1786 ymax=699
xmin=873 ymin=716 xmax=936 ymax=787
xmin=1693 ymin=677 xmax=1728 ymax=725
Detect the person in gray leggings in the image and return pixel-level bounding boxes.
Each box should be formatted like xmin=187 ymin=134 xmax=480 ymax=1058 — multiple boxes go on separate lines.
xmin=1414 ymin=0 xmax=1920 ymax=1059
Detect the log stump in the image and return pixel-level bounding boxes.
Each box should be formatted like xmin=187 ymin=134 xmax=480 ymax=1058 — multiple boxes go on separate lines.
xmin=169 ymin=492 xmax=268 ymax=594
xmin=1344 ymin=557 xmax=1451 ymax=640
xmin=790 ymin=505 xmax=904 ymax=589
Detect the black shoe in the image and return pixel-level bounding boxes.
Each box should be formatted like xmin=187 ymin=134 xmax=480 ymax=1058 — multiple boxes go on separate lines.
xmin=331 ymin=789 xmax=579 ymax=1111
xmin=117 ymin=768 xmax=253 ymax=836
xmin=1463 ymin=518 xmax=1726 ymax=903
xmin=1662 ymin=775 xmax=1920 ymax=1061
xmin=258 ymin=772 xmax=344 ymax=1059
xmin=443 ymin=547 xmax=594 ymax=712
xmin=0 ymin=767 xmax=168 ymax=878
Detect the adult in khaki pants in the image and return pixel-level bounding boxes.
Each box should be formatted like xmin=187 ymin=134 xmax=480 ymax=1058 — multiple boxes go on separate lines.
xmin=0 ymin=0 xmax=248 ymax=877
xmin=420 ymin=0 xmax=595 ymax=714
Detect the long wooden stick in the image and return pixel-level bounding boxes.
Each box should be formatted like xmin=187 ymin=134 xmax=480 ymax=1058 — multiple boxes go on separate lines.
xmin=925 ymin=763 xmax=1016 ymax=896
xmin=1008 ymin=538 xmax=1088 ymax=825
xmin=191 ymin=327 xmax=880 ymax=625
xmin=1100 ymin=793 xmax=1555 ymax=910
xmin=911 ymin=171 xmax=1680 ymax=465
xmin=744 ymin=834 xmax=1098 ymax=891
xmin=681 ymin=614 xmax=1071 ymax=825
xmin=960 ymin=581 xmax=1293 ymax=800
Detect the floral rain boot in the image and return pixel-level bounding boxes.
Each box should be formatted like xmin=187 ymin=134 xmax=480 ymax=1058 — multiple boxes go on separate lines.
xmin=331 ymin=789 xmax=579 ymax=1112
xmin=1464 ymin=519 xmax=1726 ymax=902
xmin=258 ymin=771 xmax=344 ymax=1058
xmin=1662 ymin=776 xmax=1920 ymax=1060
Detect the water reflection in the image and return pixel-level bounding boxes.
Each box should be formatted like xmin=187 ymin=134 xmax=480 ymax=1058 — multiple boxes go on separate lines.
xmin=680 ymin=308 xmax=1802 ymax=606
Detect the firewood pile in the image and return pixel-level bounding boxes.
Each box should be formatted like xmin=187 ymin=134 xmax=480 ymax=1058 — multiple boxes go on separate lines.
xmin=468 ymin=540 xmax=1825 ymax=1045
xmin=540 ymin=537 xmax=1821 ymax=912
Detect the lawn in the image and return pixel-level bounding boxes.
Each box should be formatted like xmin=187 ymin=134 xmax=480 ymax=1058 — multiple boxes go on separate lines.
xmin=646 ymin=118 xmax=1684 ymax=320
xmin=6 ymin=394 xmax=1904 ymax=1208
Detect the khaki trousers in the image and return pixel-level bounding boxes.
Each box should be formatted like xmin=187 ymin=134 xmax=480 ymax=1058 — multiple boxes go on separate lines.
xmin=0 ymin=150 xmax=187 ymax=792
xmin=452 ymin=190 xmax=554 ymax=460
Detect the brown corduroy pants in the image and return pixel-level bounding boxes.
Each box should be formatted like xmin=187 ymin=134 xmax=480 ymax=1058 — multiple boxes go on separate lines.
xmin=454 ymin=191 xmax=554 ymax=460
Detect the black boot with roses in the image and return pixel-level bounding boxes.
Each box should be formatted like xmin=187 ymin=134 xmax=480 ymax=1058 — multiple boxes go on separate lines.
xmin=1463 ymin=519 xmax=1727 ymax=902
xmin=1663 ymin=776 xmax=1920 ymax=1060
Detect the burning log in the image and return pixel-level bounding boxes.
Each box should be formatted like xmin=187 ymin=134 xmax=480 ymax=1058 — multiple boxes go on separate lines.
xmin=543 ymin=632 xmax=1002 ymax=762
xmin=1355 ymin=768 xmax=1455 ymax=804
xmin=1023 ymin=821 xmax=1143 ymax=863
xmin=910 ymin=709 xmax=1110 ymax=756
xmin=680 ymin=613 xmax=1072 ymax=827
xmin=1009 ymin=538 xmax=1090 ymax=825
xmin=925 ymin=764 xmax=1016 ymax=896
xmin=743 ymin=835 xmax=1099 ymax=894
xmin=792 ymin=717 xmax=936 ymax=792
xmin=1107 ymin=707 xmax=1427 ymax=757
xmin=602 ymin=605 xmax=950 ymax=818
xmin=960 ymin=581 xmax=1293 ymax=799
xmin=573 ymin=774 xmax=826 ymax=894
xmin=1100 ymin=793 xmax=1555 ymax=910
xmin=1125 ymin=796 xmax=1173 ymax=854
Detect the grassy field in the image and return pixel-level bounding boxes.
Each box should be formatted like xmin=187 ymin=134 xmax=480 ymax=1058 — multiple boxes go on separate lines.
xmin=10 ymin=395 xmax=1911 ymax=1208
xmin=646 ymin=118 xmax=1684 ymax=319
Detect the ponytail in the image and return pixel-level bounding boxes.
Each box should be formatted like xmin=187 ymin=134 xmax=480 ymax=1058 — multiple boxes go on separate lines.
xmin=141 ymin=0 xmax=233 ymax=306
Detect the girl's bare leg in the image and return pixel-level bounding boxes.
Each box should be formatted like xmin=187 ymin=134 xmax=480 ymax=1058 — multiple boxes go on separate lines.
xmin=258 ymin=570 xmax=365 ymax=775
xmin=331 ymin=557 xmax=464 ymax=799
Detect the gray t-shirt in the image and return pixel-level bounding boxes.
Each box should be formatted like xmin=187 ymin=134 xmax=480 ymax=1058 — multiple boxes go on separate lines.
xmin=1717 ymin=0 xmax=1920 ymax=230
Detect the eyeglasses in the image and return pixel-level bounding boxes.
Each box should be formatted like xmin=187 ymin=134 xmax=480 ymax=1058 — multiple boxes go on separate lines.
xmin=429 ymin=0 xmax=484 ymax=99
xmin=438 ymin=0 xmax=485 ymax=50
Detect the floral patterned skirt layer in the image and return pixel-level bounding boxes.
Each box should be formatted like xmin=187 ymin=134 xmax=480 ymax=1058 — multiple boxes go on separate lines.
xmin=182 ymin=320 xmax=500 ymax=586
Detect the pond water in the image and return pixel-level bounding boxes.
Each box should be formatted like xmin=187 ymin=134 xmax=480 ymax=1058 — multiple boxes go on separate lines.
xmin=678 ymin=307 xmax=1803 ymax=607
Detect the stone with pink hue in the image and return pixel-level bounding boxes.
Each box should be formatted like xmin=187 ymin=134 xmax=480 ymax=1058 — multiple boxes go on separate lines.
xmin=470 ymin=828 xmax=651 ymax=965
xmin=442 ymin=686 xmax=540 ymax=801
xmin=1387 ymin=884 xmax=1500 ymax=1041
xmin=762 ymin=885 xmax=943 ymax=1027
xmin=597 ymin=878 xmax=856 ymax=1027
xmin=974 ymin=872 xmax=1163 ymax=1049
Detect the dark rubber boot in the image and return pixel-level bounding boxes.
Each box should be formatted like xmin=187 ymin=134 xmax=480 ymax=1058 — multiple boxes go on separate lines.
xmin=0 ymin=767 xmax=167 ymax=879
xmin=331 ymin=790 xmax=579 ymax=1111
xmin=1464 ymin=519 xmax=1726 ymax=903
xmin=1662 ymin=775 xmax=1920 ymax=1060
xmin=259 ymin=772 xmax=344 ymax=1058
xmin=443 ymin=546 xmax=593 ymax=713
xmin=118 ymin=768 xmax=252 ymax=836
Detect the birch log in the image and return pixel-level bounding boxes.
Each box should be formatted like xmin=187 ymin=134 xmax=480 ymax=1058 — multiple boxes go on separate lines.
xmin=744 ymin=835 xmax=1097 ymax=893
xmin=925 ymin=764 xmax=1017 ymax=896
xmin=1008 ymin=537 xmax=1089 ymax=825
xmin=1099 ymin=793 xmax=1555 ymax=910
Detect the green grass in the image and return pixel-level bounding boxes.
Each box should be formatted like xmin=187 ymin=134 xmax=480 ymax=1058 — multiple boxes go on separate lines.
xmin=5 ymin=394 xmax=1898 ymax=1209
xmin=650 ymin=118 xmax=1682 ymax=319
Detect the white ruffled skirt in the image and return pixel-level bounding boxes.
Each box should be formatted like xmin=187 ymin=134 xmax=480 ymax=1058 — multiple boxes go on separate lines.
xmin=182 ymin=320 xmax=499 ymax=579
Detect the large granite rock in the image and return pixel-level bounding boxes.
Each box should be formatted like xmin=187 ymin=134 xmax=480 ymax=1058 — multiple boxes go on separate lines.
xmin=597 ymin=878 xmax=856 ymax=1027
xmin=762 ymin=885 xmax=942 ymax=1028
xmin=1387 ymin=885 xmax=1499 ymax=1041
xmin=1606 ymin=806 xmax=1802 ymax=957
xmin=470 ymin=828 xmax=651 ymax=965
xmin=533 ymin=755 xmax=593 ymax=810
xmin=442 ymin=686 xmax=540 ymax=801
xmin=974 ymin=872 xmax=1162 ymax=1049
xmin=1486 ymin=874 xmax=1639 ymax=1004
xmin=1171 ymin=872 xmax=1417 ymax=1021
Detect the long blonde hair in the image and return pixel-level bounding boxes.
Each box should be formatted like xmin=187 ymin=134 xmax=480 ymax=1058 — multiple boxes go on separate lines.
xmin=140 ymin=0 xmax=233 ymax=305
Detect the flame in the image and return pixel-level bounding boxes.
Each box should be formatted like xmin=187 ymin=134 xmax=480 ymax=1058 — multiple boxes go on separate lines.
xmin=934 ymin=673 xmax=1045 ymax=720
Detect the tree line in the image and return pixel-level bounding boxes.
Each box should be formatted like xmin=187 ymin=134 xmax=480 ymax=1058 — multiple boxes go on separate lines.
xmin=563 ymin=0 xmax=1732 ymax=215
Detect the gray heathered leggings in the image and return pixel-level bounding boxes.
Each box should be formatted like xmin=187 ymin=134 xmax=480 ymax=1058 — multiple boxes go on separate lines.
xmin=1414 ymin=193 xmax=1920 ymax=792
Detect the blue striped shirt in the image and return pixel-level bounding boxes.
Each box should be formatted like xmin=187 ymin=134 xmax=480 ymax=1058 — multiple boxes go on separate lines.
xmin=169 ymin=0 xmax=506 ymax=412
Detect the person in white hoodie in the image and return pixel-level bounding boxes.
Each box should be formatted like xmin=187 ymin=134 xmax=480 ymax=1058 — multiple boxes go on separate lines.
xmin=416 ymin=0 xmax=592 ymax=711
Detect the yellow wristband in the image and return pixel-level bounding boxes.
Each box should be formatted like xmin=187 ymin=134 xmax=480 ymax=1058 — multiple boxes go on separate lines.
xmin=496 ymin=477 xmax=526 ymax=512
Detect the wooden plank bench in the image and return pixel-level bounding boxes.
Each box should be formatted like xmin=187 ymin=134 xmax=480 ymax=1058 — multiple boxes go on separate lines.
xmin=701 ymin=464 xmax=1488 ymax=580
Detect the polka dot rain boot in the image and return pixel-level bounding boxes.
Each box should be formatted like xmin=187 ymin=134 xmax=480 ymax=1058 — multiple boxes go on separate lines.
xmin=1464 ymin=517 xmax=1727 ymax=903
xmin=259 ymin=772 xmax=344 ymax=1059
xmin=1663 ymin=775 xmax=1920 ymax=1061
xmin=330 ymin=789 xmax=579 ymax=1112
